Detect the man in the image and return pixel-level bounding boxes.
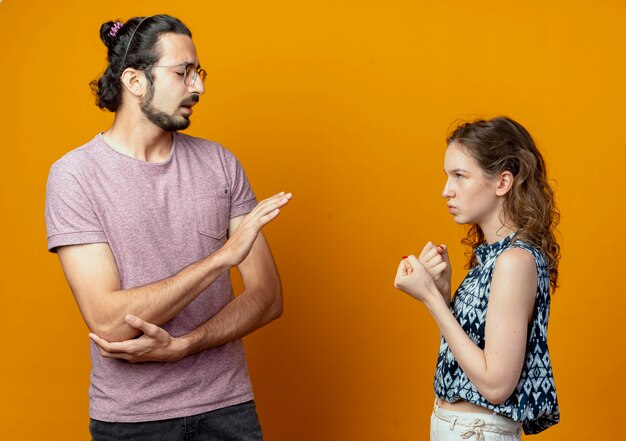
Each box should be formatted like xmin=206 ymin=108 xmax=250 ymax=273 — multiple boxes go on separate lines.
xmin=45 ymin=14 xmax=290 ymax=440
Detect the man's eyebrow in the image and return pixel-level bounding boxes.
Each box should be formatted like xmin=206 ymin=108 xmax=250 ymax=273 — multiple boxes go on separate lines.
xmin=168 ymin=61 xmax=200 ymax=67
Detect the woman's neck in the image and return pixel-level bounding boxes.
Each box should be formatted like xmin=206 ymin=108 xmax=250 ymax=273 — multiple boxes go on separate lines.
xmin=480 ymin=216 xmax=518 ymax=245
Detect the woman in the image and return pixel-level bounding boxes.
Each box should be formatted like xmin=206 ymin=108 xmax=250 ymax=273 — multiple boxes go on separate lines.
xmin=394 ymin=117 xmax=560 ymax=439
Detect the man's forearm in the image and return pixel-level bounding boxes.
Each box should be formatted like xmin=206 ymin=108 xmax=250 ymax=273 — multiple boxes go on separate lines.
xmin=89 ymin=231 xmax=285 ymax=363
xmin=164 ymin=206 xmax=285 ymax=349
xmin=182 ymin=282 xmax=283 ymax=356
xmin=70 ymin=192 xmax=291 ymax=343
xmin=181 ymin=234 xmax=284 ymax=355
xmin=95 ymin=249 xmax=232 ymax=342
xmin=88 ymin=284 xmax=282 ymax=363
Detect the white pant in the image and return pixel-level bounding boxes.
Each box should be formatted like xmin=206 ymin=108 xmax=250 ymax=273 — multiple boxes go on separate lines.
xmin=431 ymin=401 xmax=522 ymax=441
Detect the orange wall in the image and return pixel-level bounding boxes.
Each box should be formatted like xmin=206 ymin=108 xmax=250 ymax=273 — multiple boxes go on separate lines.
xmin=1 ymin=0 xmax=624 ymax=439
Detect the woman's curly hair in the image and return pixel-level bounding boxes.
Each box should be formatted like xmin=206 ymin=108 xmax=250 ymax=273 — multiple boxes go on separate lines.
xmin=447 ymin=117 xmax=561 ymax=292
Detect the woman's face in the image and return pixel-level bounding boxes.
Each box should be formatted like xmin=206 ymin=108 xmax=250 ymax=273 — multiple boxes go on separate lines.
xmin=442 ymin=142 xmax=502 ymax=227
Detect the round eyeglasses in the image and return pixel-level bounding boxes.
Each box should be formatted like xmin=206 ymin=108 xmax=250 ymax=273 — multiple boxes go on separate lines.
xmin=151 ymin=63 xmax=207 ymax=87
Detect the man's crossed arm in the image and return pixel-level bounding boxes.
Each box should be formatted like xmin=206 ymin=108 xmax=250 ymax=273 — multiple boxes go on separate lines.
xmin=57 ymin=192 xmax=292 ymax=362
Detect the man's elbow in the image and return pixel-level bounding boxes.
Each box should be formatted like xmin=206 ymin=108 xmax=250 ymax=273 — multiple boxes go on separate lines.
xmin=262 ymin=281 xmax=283 ymax=322
xmin=269 ymin=295 xmax=283 ymax=320
xmin=77 ymin=293 xmax=142 ymax=342
xmin=267 ymin=286 xmax=284 ymax=321
xmin=88 ymin=316 xmax=141 ymax=342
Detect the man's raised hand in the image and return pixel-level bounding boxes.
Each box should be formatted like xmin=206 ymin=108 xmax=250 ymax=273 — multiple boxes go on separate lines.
xmin=221 ymin=192 xmax=292 ymax=267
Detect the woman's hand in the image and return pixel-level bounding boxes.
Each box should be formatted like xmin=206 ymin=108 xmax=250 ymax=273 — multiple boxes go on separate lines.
xmin=418 ymin=242 xmax=452 ymax=304
xmin=394 ymin=255 xmax=439 ymax=304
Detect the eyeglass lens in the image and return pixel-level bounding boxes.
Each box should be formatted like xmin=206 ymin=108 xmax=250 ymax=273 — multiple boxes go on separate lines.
xmin=185 ymin=65 xmax=207 ymax=86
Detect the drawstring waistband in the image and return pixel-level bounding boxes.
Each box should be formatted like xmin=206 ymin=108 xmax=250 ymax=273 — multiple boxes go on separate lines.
xmin=433 ymin=401 xmax=522 ymax=439
xmin=460 ymin=418 xmax=486 ymax=440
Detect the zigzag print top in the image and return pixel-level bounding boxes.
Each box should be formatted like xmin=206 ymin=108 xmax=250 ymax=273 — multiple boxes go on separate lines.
xmin=433 ymin=233 xmax=559 ymax=434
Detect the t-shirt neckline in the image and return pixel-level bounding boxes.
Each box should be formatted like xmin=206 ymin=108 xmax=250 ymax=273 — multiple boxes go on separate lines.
xmin=97 ymin=132 xmax=178 ymax=166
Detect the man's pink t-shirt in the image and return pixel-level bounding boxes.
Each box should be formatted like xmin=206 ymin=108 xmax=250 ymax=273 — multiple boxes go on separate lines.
xmin=45 ymin=132 xmax=257 ymax=422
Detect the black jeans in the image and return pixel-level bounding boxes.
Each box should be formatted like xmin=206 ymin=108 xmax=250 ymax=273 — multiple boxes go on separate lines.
xmin=90 ymin=400 xmax=263 ymax=441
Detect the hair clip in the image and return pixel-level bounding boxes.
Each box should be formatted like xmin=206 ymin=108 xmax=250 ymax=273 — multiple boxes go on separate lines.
xmin=109 ymin=21 xmax=123 ymax=37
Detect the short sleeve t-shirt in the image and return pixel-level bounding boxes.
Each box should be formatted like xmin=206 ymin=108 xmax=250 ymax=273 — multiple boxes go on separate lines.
xmin=45 ymin=132 xmax=257 ymax=422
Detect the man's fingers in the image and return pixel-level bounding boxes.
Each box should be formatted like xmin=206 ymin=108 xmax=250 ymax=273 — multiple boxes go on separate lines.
xmin=89 ymin=333 xmax=117 ymax=352
xmin=255 ymin=192 xmax=292 ymax=214
xmin=90 ymin=333 xmax=132 ymax=353
xmin=259 ymin=208 xmax=280 ymax=224
xmin=89 ymin=330 xmax=151 ymax=355
xmin=90 ymin=336 xmax=110 ymax=357
xmin=125 ymin=314 xmax=160 ymax=336
xmin=90 ymin=333 xmax=124 ymax=354
xmin=99 ymin=349 xmax=130 ymax=360
xmin=242 ymin=192 xmax=291 ymax=228
xmin=89 ymin=320 xmax=172 ymax=362
xmin=89 ymin=332 xmax=105 ymax=345
xmin=248 ymin=192 xmax=291 ymax=224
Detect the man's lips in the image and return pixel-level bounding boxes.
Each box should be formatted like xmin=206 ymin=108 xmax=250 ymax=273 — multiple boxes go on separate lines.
xmin=180 ymin=96 xmax=200 ymax=115
xmin=180 ymin=101 xmax=197 ymax=115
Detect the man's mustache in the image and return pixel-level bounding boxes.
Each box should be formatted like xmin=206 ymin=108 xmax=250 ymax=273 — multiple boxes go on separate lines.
xmin=181 ymin=95 xmax=200 ymax=107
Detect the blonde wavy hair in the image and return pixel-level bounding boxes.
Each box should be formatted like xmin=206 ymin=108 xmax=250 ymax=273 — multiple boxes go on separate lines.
xmin=447 ymin=117 xmax=560 ymax=292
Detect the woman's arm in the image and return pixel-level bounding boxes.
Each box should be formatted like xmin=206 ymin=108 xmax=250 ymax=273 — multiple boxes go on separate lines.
xmin=395 ymin=248 xmax=536 ymax=404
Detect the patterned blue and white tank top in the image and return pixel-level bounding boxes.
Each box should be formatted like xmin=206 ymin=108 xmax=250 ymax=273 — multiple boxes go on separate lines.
xmin=434 ymin=233 xmax=559 ymax=434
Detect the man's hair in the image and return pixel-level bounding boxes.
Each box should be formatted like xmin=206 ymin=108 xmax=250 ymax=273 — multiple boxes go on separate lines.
xmin=90 ymin=15 xmax=192 ymax=112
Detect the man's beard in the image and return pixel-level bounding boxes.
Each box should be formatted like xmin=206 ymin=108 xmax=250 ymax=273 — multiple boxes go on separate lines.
xmin=140 ymin=83 xmax=199 ymax=132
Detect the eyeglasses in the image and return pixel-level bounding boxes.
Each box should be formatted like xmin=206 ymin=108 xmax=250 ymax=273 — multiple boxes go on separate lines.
xmin=151 ymin=63 xmax=207 ymax=86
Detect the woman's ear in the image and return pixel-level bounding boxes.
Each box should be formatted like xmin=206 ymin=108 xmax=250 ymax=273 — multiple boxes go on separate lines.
xmin=495 ymin=170 xmax=514 ymax=196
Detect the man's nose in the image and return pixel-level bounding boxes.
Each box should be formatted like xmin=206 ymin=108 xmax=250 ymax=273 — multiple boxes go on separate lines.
xmin=190 ymin=76 xmax=205 ymax=95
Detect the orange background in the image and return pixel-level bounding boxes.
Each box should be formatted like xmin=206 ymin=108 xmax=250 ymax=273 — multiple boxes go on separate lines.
xmin=1 ymin=0 xmax=625 ymax=439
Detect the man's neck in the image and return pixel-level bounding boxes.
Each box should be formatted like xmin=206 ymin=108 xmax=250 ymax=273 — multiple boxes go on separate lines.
xmin=103 ymin=109 xmax=174 ymax=163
